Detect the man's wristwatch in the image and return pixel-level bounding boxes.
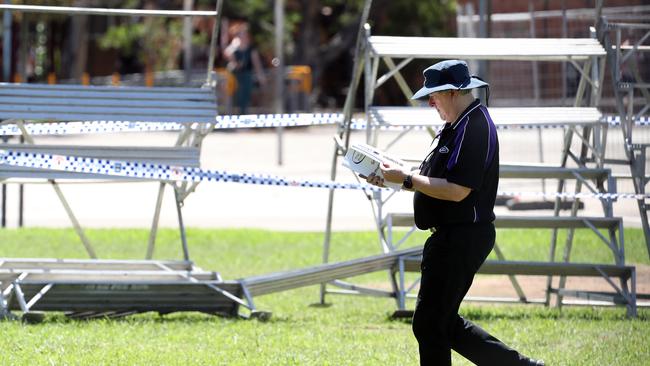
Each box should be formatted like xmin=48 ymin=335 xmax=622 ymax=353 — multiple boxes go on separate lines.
xmin=403 ymin=174 xmax=413 ymax=189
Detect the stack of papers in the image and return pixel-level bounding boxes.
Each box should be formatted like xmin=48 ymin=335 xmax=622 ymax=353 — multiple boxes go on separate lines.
xmin=343 ymin=142 xmax=409 ymax=190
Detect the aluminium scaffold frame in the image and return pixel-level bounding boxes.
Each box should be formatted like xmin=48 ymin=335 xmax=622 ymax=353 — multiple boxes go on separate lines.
xmin=320 ymin=2 xmax=638 ymax=314
xmin=600 ymin=14 xmax=650 ymax=257
xmin=0 ymin=2 xmax=224 ymax=261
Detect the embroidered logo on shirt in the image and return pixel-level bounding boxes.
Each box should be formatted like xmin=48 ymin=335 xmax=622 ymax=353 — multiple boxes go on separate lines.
xmin=439 ymin=146 xmax=449 ymax=154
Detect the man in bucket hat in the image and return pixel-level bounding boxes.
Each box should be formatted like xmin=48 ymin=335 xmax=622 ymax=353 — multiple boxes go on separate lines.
xmin=365 ymin=60 xmax=544 ymax=366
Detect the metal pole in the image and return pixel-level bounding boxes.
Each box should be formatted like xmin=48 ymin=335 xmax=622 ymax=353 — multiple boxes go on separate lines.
xmin=205 ymin=0 xmax=223 ymax=83
xmin=183 ymin=0 xmax=194 ymax=85
xmin=3 ymin=1 xmax=11 ymax=81
xmin=2 ymin=0 xmax=12 ymax=228
xmin=146 ymin=183 xmax=166 ymax=259
xmin=321 ymin=0 xmax=374 ymax=305
xmin=561 ymin=0 xmax=568 ymax=106
xmin=464 ymin=3 xmax=478 ymax=76
xmin=18 ymin=12 xmax=26 ymax=228
xmin=50 ymin=181 xmax=97 ymax=258
xmin=274 ymin=0 xmax=285 ymax=165
xmin=174 ymin=186 xmax=190 ymax=261
xmin=478 ymin=0 xmax=488 ymax=92
xmin=0 ymin=4 xmax=216 ymax=17
xmin=18 ymin=135 xmax=23 ymax=227
xmin=18 ymin=181 xmax=23 ymax=227
xmin=1 ymin=176 xmax=5 ymax=228
xmin=529 ymin=0 xmax=540 ymax=105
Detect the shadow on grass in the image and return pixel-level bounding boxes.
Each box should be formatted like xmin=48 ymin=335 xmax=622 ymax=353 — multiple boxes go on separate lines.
xmin=27 ymin=310 xmax=294 ymax=325
xmin=308 ymin=302 xmax=333 ymax=308
xmin=388 ymin=306 xmax=649 ymax=324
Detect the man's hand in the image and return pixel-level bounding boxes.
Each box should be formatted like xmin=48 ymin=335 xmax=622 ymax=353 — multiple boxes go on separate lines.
xmin=380 ymin=163 xmax=408 ymax=185
xmin=363 ymin=172 xmax=385 ymax=187
xmin=363 ymin=163 xmax=408 ymax=188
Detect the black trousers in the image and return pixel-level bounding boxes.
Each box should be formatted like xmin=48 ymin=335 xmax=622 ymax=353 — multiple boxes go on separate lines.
xmin=412 ymin=223 xmax=529 ymax=366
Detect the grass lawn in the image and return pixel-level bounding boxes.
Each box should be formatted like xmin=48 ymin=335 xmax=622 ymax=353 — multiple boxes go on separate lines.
xmin=0 ymin=227 xmax=649 ymax=365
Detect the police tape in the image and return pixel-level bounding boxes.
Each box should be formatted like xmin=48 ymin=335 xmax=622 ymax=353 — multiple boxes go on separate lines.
xmin=497 ymin=191 xmax=648 ymax=201
xmin=2 ymin=114 xmax=648 ymax=136
xmin=605 ymin=115 xmax=650 ymax=126
xmin=0 ymin=114 xmax=349 ymax=136
xmin=1 ymin=148 xmax=649 ymax=201
xmin=0 ymin=121 xmax=184 ymax=136
xmin=0 ymin=149 xmax=380 ymax=192
xmin=214 ymin=113 xmax=345 ymax=129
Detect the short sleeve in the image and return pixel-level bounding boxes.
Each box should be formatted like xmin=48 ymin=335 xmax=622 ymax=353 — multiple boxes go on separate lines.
xmin=445 ymin=116 xmax=491 ymax=190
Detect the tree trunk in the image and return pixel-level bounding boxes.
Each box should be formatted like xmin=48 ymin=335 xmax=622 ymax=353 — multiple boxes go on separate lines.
xmin=295 ymin=1 xmax=360 ymax=103
xmin=62 ymin=0 xmax=90 ymax=80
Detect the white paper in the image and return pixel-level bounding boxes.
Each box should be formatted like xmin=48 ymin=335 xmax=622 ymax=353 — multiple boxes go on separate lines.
xmin=343 ymin=142 xmax=409 ymax=190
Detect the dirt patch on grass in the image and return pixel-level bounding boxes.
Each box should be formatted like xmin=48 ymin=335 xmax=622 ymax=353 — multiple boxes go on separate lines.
xmin=361 ymin=264 xmax=649 ymax=303
xmin=468 ymin=263 xmax=650 ymax=300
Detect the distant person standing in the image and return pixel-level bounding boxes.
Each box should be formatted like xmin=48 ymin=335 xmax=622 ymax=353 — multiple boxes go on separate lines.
xmin=365 ymin=60 xmax=544 ymax=366
xmin=224 ymin=24 xmax=267 ymax=114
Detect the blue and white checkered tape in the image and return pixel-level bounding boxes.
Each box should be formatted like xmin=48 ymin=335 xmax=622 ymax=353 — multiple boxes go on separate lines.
xmin=0 ymin=114 xmax=349 ymax=136
xmin=3 ymin=114 xmax=647 ymax=136
xmin=1 ymin=148 xmax=649 ymax=200
xmin=0 ymin=148 xmax=382 ymax=192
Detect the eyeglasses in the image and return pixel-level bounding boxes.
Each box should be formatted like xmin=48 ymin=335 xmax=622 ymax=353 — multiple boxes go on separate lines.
xmin=428 ymin=91 xmax=450 ymax=107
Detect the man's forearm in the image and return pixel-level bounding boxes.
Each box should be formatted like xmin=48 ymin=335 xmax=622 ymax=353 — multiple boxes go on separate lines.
xmin=411 ymin=174 xmax=470 ymax=202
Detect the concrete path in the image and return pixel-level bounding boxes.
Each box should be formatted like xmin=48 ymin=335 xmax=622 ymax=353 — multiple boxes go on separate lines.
xmin=1 ymin=124 xmax=642 ymax=231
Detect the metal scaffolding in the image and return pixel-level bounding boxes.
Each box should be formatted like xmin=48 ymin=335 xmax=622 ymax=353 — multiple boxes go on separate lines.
xmin=600 ymin=14 xmax=650 ymax=257
xmin=320 ymin=2 xmax=639 ymax=315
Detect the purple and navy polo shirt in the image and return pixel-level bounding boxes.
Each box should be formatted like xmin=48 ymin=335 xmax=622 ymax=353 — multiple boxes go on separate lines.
xmin=413 ymin=99 xmax=499 ymax=230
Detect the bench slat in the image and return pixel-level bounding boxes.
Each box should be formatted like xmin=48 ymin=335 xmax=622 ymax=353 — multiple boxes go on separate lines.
xmin=10 ymin=282 xmax=242 ymax=315
xmin=0 ymin=89 xmax=215 ymax=101
xmin=369 ymin=36 xmax=606 ymax=60
xmin=0 ymin=96 xmax=216 ymax=109
xmin=8 ymin=271 xmax=216 ymax=282
xmin=0 ymin=144 xmax=200 ymax=180
xmin=0 ymin=111 xmax=215 ymax=123
xmin=0 ymin=144 xmax=200 ymax=164
xmin=401 ymin=258 xmax=633 ymax=278
xmin=0 ymin=258 xmax=194 ymax=271
xmin=0 ymin=83 xmax=215 ymax=99
xmin=368 ymin=106 xmax=603 ymax=127
xmin=0 ymin=83 xmax=217 ymax=123
xmin=0 ymin=105 xmax=214 ymax=117
xmin=386 ymin=214 xmax=621 ymax=229
xmin=0 ymin=82 xmax=213 ymax=93
xmin=499 ymin=164 xmax=611 ymax=180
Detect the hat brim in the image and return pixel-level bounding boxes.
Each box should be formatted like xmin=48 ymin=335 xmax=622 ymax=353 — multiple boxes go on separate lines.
xmin=411 ymin=77 xmax=489 ymax=100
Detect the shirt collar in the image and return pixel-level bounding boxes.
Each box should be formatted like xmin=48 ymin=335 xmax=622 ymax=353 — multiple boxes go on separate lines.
xmin=451 ymin=99 xmax=481 ymax=130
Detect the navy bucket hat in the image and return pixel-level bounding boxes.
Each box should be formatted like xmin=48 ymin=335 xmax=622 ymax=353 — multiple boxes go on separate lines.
xmin=411 ymin=60 xmax=489 ymax=100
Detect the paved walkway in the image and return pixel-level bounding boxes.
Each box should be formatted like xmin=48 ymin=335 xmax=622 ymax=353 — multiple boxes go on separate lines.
xmin=1 ymin=124 xmax=642 ymax=231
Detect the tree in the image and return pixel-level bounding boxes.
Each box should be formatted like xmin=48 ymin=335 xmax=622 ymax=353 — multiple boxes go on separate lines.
xmin=98 ymin=0 xmax=194 ymax=74
xmin=222 ymin=0 xmax=456 ymax=106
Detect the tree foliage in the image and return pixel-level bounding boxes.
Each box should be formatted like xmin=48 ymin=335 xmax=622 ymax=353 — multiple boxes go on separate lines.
xmin=220 ymin=0 xmax=456 ymax=105
xmin=10 ymin=0 xmax=456 ymax=105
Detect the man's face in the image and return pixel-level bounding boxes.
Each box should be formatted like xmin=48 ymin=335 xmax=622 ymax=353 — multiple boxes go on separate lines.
xmin=428 ymin=91 xmax=453 ymax=123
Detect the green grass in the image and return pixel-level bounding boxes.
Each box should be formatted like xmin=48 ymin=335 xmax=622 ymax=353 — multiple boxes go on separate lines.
xmin=1 ymin=228 xmax=649 ymax=365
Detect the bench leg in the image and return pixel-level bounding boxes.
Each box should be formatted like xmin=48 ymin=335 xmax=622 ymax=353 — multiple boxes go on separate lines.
xmin=555 ymin=230 xmax=575 ymax=309
xmin=394 ymin=258 xmax=406 ymax=311
xmin=50 ymin=180 xmax=97 ymax=259
xmin=147 ymin=182 xmax=166 ymax=259
xmin=629 ymin=269 xmax=637 ymax=318
xmin=172 ymin=186 xmax=190 ymax=261
xmin=0 ymin=287 xmax=10 ymax=320
xmin=493 ymin=244 xmax=528 ymax=302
